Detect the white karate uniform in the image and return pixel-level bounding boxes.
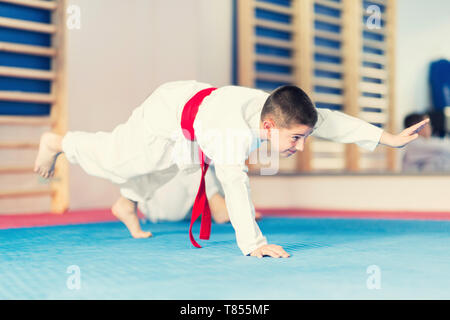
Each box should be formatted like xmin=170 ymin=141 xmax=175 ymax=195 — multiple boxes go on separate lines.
xmin=138 ymin=167 xmax=222 ymax=223
xmin=402 ymin=136 xmax=450 ymax=172
xmin=62 ymin=80 xmax=383 ymax=255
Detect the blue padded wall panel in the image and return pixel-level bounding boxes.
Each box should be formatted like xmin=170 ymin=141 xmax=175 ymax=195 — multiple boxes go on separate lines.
xmin=0 ymin=3 xmax=51 ymax=23
xmin=255 ymin=62 xmax=292 ymax=74
xmin=255 ymin=8 xmax=292 ymax=24
xmin=0 ymin=101 xmax=50 ymax=115
xmin=255 ymin=43 xmax=292 ymax=57
xmin=256 ymin=0 xmax=292 ymax=8
xmin=0 ymin=26 xmax=51 ymax=46
xmin=255 ymin=26 xmax=292 ymax=41
xmin=0 ymin=77 xmax=51 ymax=93
xmin=0 ymin=2 xmax=53 ymax=116
xmin=0 ymin=52 xmax=51 ymax=70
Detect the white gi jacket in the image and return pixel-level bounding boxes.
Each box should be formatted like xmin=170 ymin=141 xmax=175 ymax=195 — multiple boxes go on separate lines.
xmin=62 ymin=80 xmax=383 ymax=255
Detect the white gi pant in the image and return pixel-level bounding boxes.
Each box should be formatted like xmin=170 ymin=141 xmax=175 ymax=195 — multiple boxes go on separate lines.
xmin=138 ymin=168 xmax=222 ymax=223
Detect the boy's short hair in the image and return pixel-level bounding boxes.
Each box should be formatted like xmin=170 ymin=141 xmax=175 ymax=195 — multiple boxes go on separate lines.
xmin=261 ymin=85 xmax=318 ymax=128
xmin=404 ymin=113 xmax=426 ymax=129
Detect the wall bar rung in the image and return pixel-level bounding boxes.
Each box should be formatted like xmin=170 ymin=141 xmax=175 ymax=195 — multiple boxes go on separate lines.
xmin=358 ymin=96 xmax=388 ymax=109
xmin=359 ymin=82 xmax=388 ymax=95
xmin=360 ymin=67 xmax=387 ymax=79
xmin=255 ymin=72 xmax=295 ymax=83
xmin=254 ymin=19 xmax=293 ymax=32
xmin=315 ymin=62 xmax=343 ymax=73
xmin=314 ymin=30 xmax=342 ymax=42
xmin=0 ymin=115 xmax=52 ymax=126
xmin=0 ymin=66 xmax=56 ymax=80
xmin=0 ymin=41 xmax=56 ymax=57
xmin=255 ymin=54 xmax=294 ymax=66
xmin=313 ymin=77 xmax=343 ymax=89
xmin=0 ymin=0 xmax=57 ymax=10
xmin=362 ymin=52 xmax=387 ymax=65
xmin=363 ymin=39 xmax=387 ymax=50
xmin=365 ymin=0 xmax=387 ymax=6
xmin=314 ymin=13 xmax=342 ymax=26
xmin=0 ymin=91 xmax=56 ymax=103
xmin=314 ymin=93 xmax=344 ymax=105
xmin=0 ymin=166 xmax=34 ymax=174
xmin=314 ymin=0 xmax=343 ymax=10
xmin=314 ymin=46 xmax=341 ymax=57
xmin=254 ymin=37 xmax=293 ymax=49
xmin=0 ymin=188 xmax=52 ymax=199
xmin=0 ymin=141 xmax=39 ymax=149
xmin=0 ymin=16 xmax=56 ymax=34
xmin=253 ymin=1 xmax=294 ymax=15
xmin=363 ymin=25 xmax=386 ymax=36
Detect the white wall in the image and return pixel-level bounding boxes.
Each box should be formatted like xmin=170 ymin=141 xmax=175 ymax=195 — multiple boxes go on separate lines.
xmin=66 ymin=0 xmax=232 ymax=210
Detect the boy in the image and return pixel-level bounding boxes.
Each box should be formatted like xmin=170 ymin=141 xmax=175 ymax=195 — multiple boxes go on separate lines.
xmin=35 ymin=80 xmax=429 ymax=258
xmin=402 ymin=112 xmax=450 ymax=171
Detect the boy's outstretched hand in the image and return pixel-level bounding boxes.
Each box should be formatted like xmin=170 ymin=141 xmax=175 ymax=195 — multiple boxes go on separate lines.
xmin=250 ymin=244 xmax=290 ymax=258
xmin=379 ymin=118 xmax=430 ymax=148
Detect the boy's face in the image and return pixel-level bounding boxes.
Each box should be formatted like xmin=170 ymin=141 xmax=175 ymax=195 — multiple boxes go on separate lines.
xmin=263 ymin=119 xmax=314 ymax=157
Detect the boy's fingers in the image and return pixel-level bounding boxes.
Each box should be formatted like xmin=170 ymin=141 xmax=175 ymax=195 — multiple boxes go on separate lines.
xmin=269 ymin=245 xmax=290 ymax=258
xmin=264 ymin=248 xmax=280 ymax=258
xmin=251 ymin=245 xmax=290 ymax=258
xmin=250 ymin=251 xmax=263 ymax=258
xmin=407 ymin=119 xmax=429 ymax=135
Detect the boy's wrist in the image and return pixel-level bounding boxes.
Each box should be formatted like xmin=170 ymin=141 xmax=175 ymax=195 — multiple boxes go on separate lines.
xmin=379 ymin=131 xmax=393 ymax=147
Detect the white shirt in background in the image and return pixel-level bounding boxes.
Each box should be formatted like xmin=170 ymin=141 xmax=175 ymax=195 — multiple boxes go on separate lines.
xmin=402 ymin=136 xmax=450 ymax=172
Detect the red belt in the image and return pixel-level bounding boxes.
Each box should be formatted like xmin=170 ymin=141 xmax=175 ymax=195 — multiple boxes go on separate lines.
xmin=180 ymin=87 xmax=217 ymax=248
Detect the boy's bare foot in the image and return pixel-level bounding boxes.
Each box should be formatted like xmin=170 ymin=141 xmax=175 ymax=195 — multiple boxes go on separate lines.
xmin=112 ymin=196 xmax=152 ymax=239
xmin=34 ymin=132 xmax=63 ymax=179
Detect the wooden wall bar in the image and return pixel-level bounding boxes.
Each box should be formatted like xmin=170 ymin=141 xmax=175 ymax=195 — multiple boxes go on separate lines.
xmin=49 ymin=0 xmax=68 ymax=213
xmin=0 ymin=0 xmax=68 ymax=214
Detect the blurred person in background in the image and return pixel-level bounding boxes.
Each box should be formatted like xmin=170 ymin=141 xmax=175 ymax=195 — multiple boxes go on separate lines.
xmin=402 ymin=112 xmax=450 ymax=172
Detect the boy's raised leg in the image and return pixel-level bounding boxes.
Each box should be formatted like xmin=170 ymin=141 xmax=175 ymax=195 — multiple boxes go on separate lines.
xmin=34 ymin=132 xmax=64 ymax=179
xmin=112 ymin=196 xmax=152 ymax=239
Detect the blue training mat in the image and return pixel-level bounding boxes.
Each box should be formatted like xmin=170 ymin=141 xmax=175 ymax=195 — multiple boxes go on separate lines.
xmin=0 ymin=217 xmax=449 ymax=299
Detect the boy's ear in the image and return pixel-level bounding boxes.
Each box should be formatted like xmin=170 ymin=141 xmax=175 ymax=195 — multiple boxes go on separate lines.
xmin=262 ymin=118 xmax=276 ymax=130
xmin=262 ymin=119 xmax=276 ymax=140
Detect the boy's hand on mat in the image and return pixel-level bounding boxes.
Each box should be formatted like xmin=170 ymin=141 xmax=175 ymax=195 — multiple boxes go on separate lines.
xmin=250 ymin=244 xmax=290 ymax=258
xmin=379 ymin=118 xmax=430 ymax=148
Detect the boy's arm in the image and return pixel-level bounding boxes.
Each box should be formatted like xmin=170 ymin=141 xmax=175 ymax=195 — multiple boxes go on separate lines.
xmin=213 ymin=164 xmax=266 ymax=255
xmin=214 ymin=164 xmax=289 ymax=258
xmin=311 ymin=108 xmax=383 ymax=151
xmin=312 ymin=108 xmax=430 ymax=150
